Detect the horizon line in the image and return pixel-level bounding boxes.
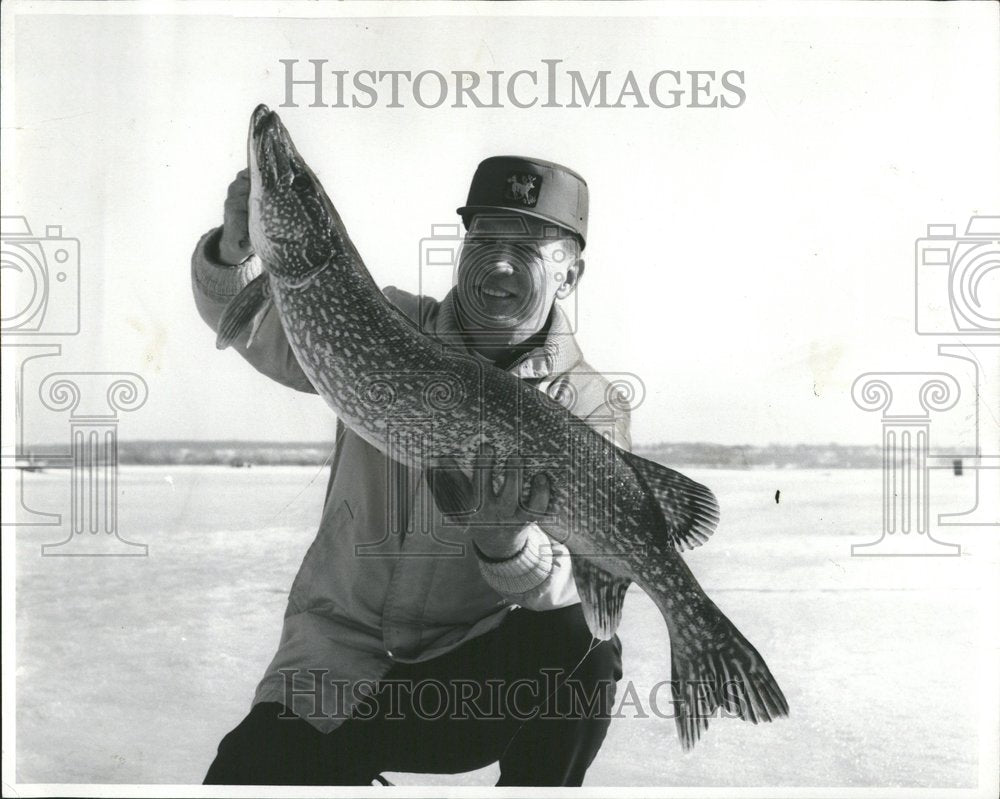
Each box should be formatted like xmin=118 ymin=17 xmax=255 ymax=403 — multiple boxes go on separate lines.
xmin=13 ymin=438 xmax=886 ymax=449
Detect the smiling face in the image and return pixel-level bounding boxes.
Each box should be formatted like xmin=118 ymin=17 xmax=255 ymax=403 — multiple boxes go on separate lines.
xmin=454 ymin=213 xmax=583 ymax=347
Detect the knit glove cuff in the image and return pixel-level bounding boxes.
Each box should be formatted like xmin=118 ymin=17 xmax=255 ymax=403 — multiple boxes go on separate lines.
xmin=474 ymin=523 xmax=554 ymax=596
xmin=192 ymin=227 xmax=262 ymax=303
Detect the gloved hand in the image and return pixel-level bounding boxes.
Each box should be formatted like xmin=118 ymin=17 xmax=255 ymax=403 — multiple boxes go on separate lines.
xmin=218 ymin=168 xmax=254 ymax=265
xmin=428 ymin=444 xmax=552 ymax=560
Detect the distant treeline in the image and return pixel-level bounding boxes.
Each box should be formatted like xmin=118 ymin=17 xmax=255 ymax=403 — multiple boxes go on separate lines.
xmin=17 ymin=440 xmax=884 ymax=469
xmin=636 ymin=442 xmax=883 ymax=469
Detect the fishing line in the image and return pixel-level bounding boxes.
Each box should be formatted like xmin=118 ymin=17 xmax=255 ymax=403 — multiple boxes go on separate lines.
xmin=259 ymin=440 xmax=338 ymax=530
xmin=496 ymin=633 xmax=604 ymax=764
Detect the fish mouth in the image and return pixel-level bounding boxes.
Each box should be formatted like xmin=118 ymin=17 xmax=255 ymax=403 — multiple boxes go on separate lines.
xmin=245 ymin=104 xmax=336 ymax=288
xmin=249 ymin=104 xmax=303 ymax=192
xmin=251 ymin=103 xmax=271 ymax=137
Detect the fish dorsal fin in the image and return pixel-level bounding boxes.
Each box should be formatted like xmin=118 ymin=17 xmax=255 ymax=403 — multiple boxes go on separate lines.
xmin=572 ymin=557 xmax=631 ymax=640
xmin=216 ymin=274 xmax=271 ymax=350
xmin=619 ymin=449 xmax=720 ymax=552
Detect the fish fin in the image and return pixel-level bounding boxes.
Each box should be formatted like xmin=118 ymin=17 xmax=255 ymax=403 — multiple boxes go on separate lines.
xmin=619 ymin=449 xmax=720 ymax=552
xmin=216 ymin=274 xmax=271 ymax=350
xmin=426 ymin=462 xmax=475 ymax=517
xmin=571 ymin=557 xmax=631 ymax=640
xmin=668 ymin=610 xmax=790 ymax=750
xmin=245 ymin=297 xmax=274 ymax=347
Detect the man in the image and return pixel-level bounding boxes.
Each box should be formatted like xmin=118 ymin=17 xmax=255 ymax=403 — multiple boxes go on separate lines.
xmin=192 ymin=156 xmax=630 ymax=786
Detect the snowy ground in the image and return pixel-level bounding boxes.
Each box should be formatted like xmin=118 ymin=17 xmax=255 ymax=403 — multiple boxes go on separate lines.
xmin=12 ymin=466 xmax=999 ymax=788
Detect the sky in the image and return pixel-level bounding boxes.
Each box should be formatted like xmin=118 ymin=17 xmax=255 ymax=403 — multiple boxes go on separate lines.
xmin=3 ymin=1 xmax=999 ymax=448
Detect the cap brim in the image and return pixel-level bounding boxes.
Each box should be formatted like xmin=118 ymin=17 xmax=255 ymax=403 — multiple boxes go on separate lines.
xmin=456 ymin=206 xmax=585 ymax=248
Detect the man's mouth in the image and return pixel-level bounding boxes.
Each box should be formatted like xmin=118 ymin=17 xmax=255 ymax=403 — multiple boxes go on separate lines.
xmin=475 ymin=268 xmax=519 ymax=301
xmin=480 ymin=286 xmax=516 ymax=299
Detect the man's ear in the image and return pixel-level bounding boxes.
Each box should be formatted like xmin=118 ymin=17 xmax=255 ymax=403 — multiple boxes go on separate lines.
xmin=555 ymin=257 xmax=585 ymax=300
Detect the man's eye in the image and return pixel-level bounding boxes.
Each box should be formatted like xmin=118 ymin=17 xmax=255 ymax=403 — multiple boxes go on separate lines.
xmin=292 ymin=174 xmax=311 ymax=192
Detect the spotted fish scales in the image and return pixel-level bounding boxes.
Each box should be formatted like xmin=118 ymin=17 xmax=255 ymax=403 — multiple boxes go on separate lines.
xmin=216 ymin=104 xmax=788 ymax=748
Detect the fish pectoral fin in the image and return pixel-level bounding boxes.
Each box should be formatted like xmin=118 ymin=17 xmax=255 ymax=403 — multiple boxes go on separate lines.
xmin=620 ymin=449 xmax=720 ymax=552
xmin=216 ymin=274 xmax=271 ymax=350
xmin=246 ymin=297 xmax=274 ymax=347
xmin=426 ymin=459 xmax=476 ymax=517
xmin=571 ymin=557 xmax=631 ymax=640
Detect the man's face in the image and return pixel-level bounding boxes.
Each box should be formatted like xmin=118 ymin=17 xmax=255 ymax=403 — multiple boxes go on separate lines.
xmin=454 ymin=213 xmax=582 ymax=344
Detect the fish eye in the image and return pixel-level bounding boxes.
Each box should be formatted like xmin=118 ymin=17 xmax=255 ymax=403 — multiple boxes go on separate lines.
xmin=291 ymin=173 xmax=311 ymax=192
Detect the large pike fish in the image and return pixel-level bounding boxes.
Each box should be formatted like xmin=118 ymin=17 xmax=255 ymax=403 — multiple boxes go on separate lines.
xmin=216 ymin=104 xmax=788 ymax=747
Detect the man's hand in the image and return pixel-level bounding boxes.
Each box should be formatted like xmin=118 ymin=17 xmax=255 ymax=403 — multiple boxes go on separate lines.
xmin=429 ymin=444 xmax=552 ymax=560
xmin=219 ymin=168 xmax=253 ymax=266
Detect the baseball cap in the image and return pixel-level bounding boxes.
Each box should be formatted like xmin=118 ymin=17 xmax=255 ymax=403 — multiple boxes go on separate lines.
xmin=457 ymin=156 xmax=589 ymax=248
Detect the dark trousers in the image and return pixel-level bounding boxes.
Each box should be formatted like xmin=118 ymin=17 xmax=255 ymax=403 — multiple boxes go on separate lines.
xmin=204 ymin=603 xmax=622 ymax=786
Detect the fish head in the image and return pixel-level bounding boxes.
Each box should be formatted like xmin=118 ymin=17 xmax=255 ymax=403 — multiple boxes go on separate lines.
xmin=247 ymin=104 xmax=337 ymax=287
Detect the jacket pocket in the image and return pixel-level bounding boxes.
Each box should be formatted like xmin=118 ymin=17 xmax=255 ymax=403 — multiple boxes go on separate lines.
xmin=286 ymin=501 xmax=354 ymax=615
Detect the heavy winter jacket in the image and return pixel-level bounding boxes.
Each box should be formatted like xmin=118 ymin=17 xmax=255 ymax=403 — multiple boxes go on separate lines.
xmin=191 ymin=227 xmax=631 ymax=730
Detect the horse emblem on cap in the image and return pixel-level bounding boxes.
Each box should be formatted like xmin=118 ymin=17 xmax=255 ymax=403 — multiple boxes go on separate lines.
xmin=505 ymin=173 xmax=540 ymax=207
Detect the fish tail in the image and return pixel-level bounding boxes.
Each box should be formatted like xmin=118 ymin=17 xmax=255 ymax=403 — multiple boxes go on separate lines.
xmin=667 ymin=605 xmax=789 ymax=750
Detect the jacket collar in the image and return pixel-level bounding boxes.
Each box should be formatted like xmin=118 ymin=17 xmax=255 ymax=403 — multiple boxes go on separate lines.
xmin=432 ymin=289 xmax=583 ymax=380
